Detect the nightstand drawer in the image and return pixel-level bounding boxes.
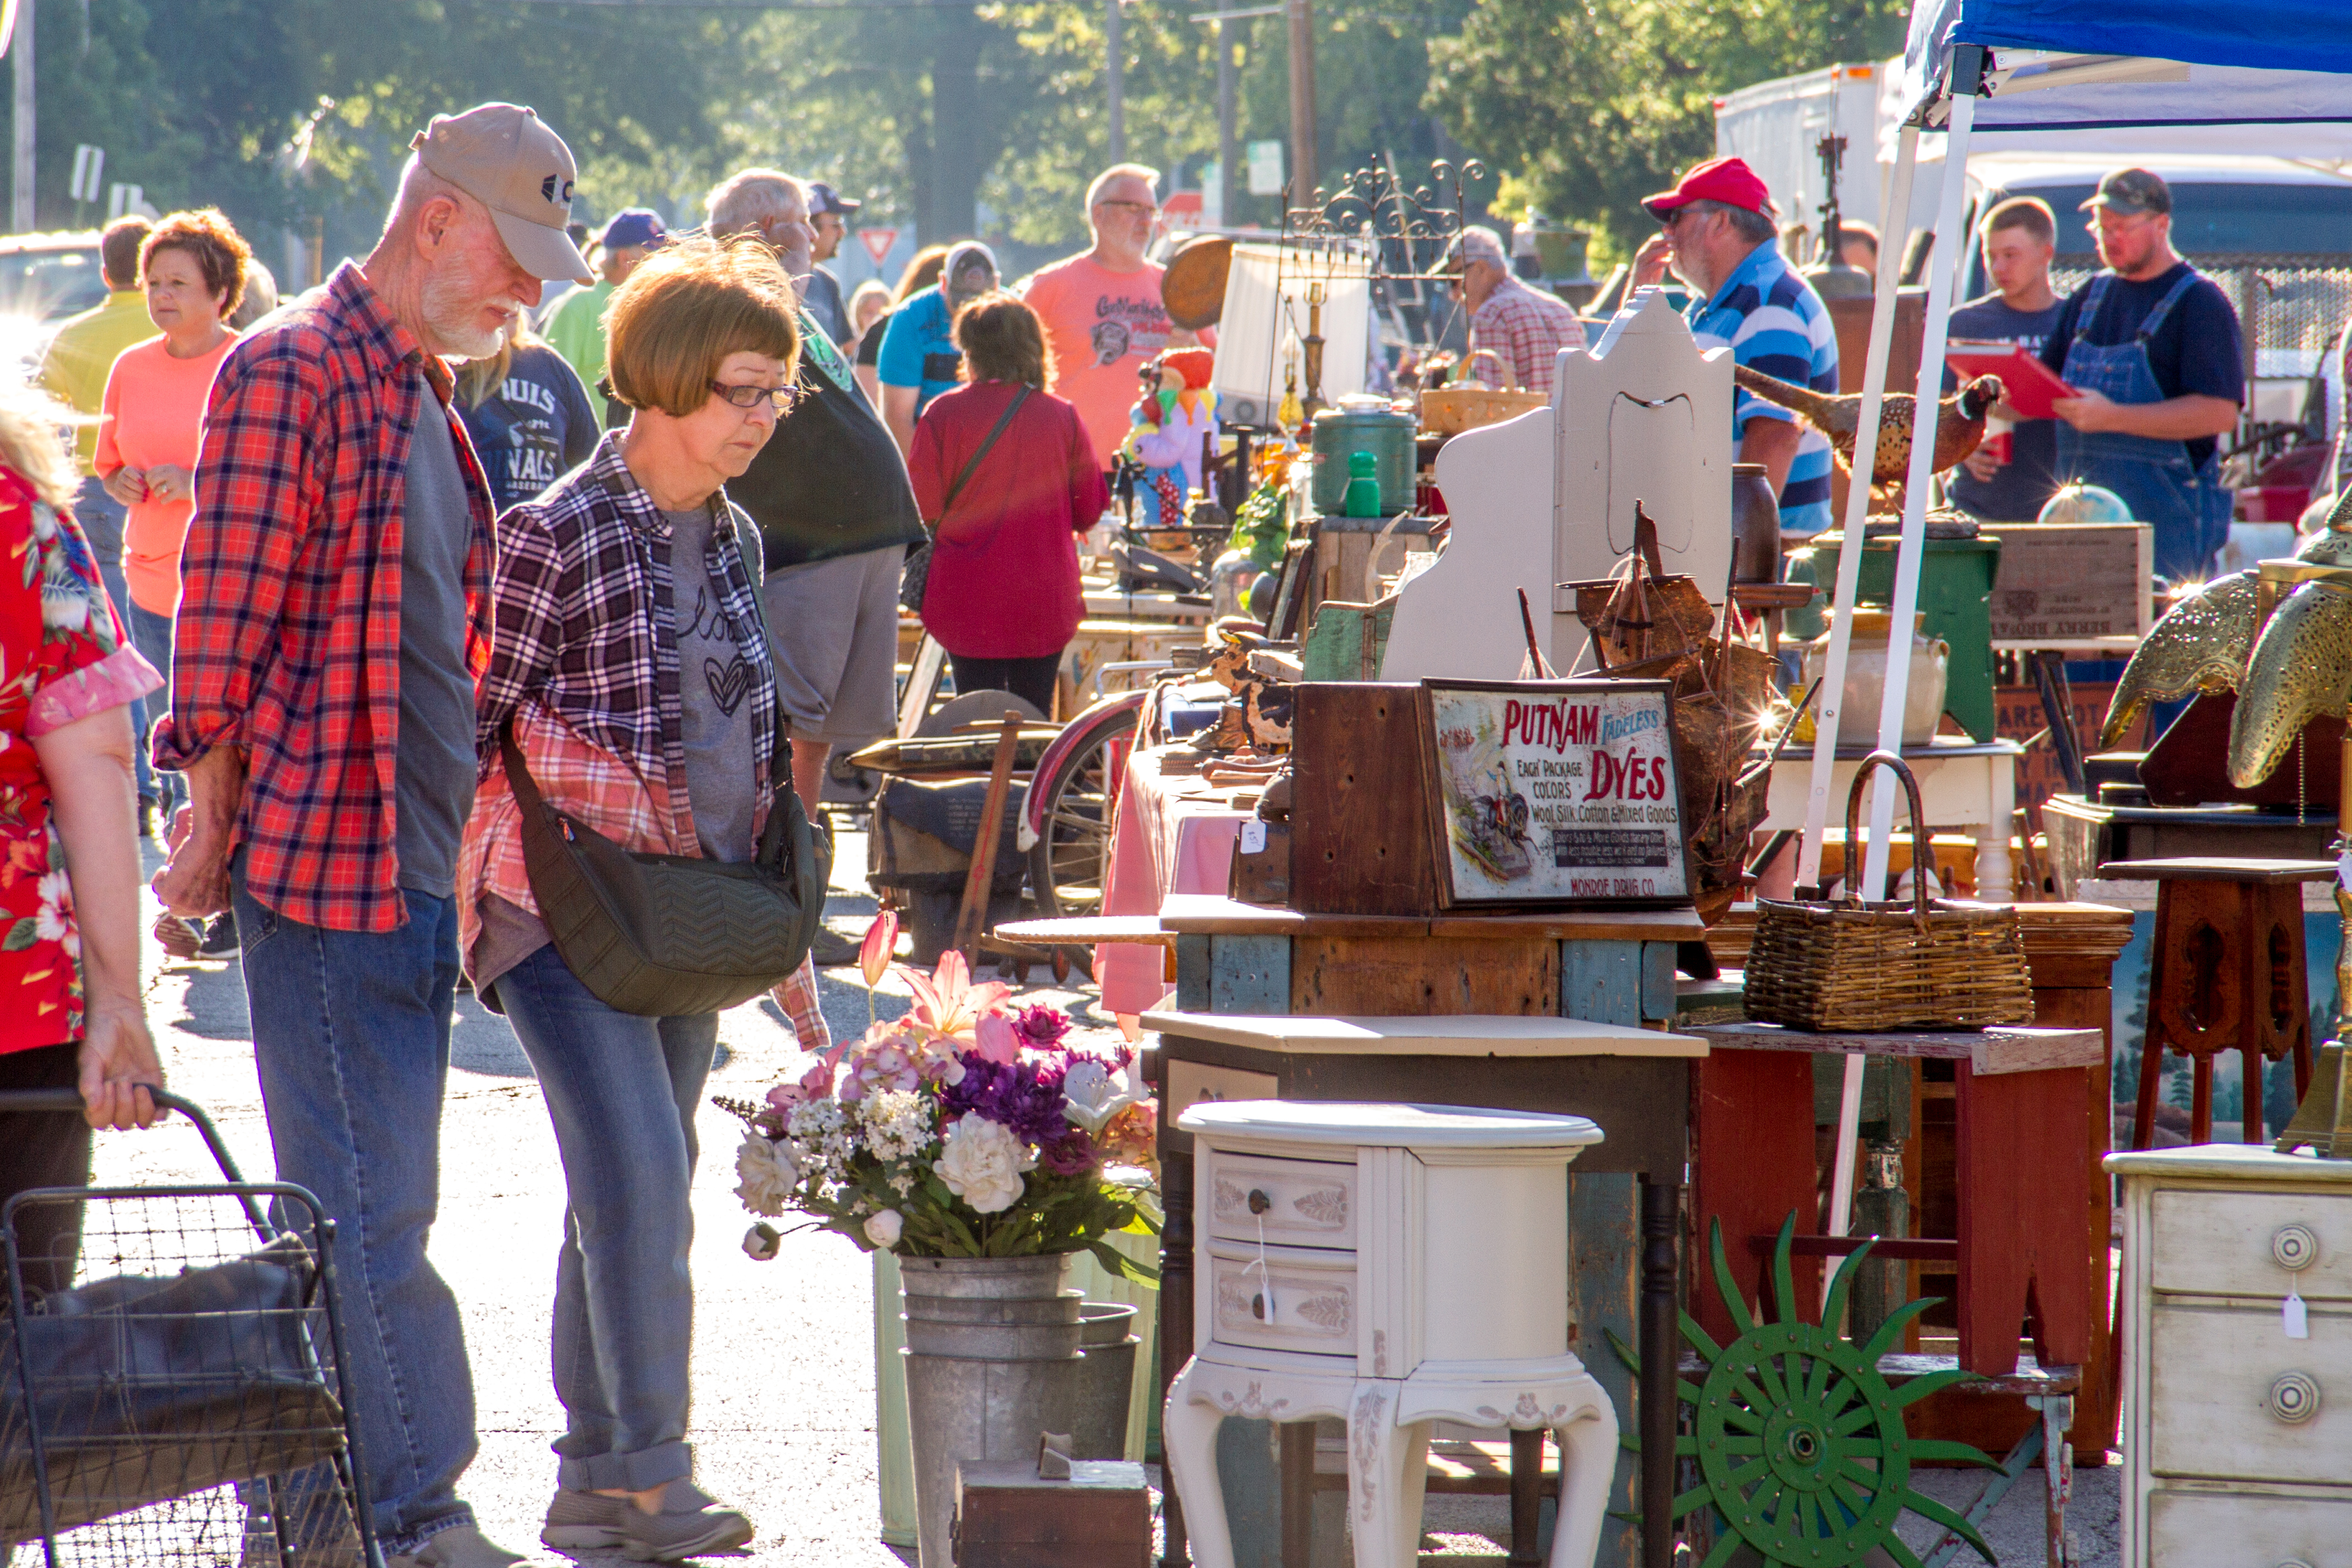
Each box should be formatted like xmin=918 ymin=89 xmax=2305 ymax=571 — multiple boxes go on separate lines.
xmin=2153 ymin=1188 xmax=2352 ymax=1299
xmin=1203 ymin=1240 xmax=1357 ymax=1358
xmin=2150 ymin=1486 xmax=2352 ymax=1567
xmin=2151 ymin=1299 xmax=2352 ymax=1483
xmin=1202 ymin=1149 xmax=1356 ymax=1249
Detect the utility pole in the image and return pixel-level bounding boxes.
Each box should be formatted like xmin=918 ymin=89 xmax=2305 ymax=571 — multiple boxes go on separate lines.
xmin=1216 ymin=18 xmax=1236 ymax=225
xmin=1106 ymin=0 xmax=1123 ymax=165
xmin=11 ymin=0 xmax=33 ymax=234
xmin=1285 ymin=0 xmax=1316 ymax=206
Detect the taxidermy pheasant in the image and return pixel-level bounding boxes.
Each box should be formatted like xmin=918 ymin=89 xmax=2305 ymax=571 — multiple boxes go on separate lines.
xmin=1732 ymin=365 xmax=2004 ymax=484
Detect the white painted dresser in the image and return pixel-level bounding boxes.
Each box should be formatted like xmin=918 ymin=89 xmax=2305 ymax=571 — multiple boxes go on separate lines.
xmin=2107 ymin=1146 xmax=2352 ymax=1567
xmin=1163 ymin=1099 xmax=1619 ymax=1568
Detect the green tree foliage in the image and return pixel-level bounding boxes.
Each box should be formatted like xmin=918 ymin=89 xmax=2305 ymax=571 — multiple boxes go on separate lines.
xmin=1426 ymin=0 xmax=1906 ymax=257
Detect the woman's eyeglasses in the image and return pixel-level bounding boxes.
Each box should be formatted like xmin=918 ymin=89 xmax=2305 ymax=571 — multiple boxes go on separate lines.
xmin=708 ymin=381 xmax=800 ymax=413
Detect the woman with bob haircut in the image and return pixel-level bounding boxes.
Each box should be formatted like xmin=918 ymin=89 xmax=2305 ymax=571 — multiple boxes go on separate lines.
xmin=907 ymin=289 xmax=1107 ymax=715
xmin=458 ymin=231 xmax=828 ymax=1563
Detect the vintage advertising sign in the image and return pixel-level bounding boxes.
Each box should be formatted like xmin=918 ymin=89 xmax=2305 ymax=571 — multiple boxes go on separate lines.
xmin=1416 ymin=678 xmax=1688 ymax=906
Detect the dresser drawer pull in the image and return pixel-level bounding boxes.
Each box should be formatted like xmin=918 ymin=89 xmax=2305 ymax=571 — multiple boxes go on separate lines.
xmin=2275 ymin=1560 xmax=2315 ymax=1568
xmin=1247 ymin=1189 xmax=1271 ymax=1215
xmin=2273 ymin=1224 xmax=2320 ymax=1271
xmin=2266 ymin=1370 xmax=2322 ymax=1424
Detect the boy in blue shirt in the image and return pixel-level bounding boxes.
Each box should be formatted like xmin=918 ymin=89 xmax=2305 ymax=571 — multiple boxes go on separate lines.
xmin=876 ymin=240 xmax=999 ymax=454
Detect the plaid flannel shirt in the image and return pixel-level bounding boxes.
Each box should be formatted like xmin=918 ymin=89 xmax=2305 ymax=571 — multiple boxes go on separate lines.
xmin=461 ymin=435 xmax=826 ymax=1046
xmin=153 ymin=263 xmax=495 ymax=932
xmin=1470 ymin=276 xmax=1588 ymax=395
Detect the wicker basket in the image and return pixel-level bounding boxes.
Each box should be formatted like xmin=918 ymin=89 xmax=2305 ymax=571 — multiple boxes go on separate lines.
xmin=1420 ymin=385 xmax=1548 ymax=436
xmin=1742 ymin=751 xmax=2034 ymax=1032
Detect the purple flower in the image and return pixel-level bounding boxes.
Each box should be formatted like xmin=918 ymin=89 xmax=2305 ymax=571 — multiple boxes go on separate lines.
xmin=1037 ymin=1129 xmax=1100 ymax=1176
xmin=1013 ymin=1004 xmax=1073 ymax=1051
xmin=942 ymin=1053 xmax=1070 ymax=1145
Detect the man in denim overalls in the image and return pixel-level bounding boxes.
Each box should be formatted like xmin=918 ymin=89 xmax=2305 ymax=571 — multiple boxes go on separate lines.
xmin=2042 ymin=167 xmax=2245 ymax=583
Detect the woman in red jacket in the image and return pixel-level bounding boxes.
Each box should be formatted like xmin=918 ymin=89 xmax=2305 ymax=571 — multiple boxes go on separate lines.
xmin=909 ymin=291 xmax=1107 ymax=716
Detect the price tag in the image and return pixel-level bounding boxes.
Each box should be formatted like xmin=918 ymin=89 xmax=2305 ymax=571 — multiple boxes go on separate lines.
xmin=1241 ymin=820 xmax=1268 ymax=855
xmin=2338 ymin=847 xmax=2352 ymax=892
xmin=2287 ymin=1288 xmax=2310 ymax=1340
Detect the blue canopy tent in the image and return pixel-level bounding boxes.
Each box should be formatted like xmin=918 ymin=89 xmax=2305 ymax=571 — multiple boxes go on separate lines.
xmin=1801 ymin=0 xmax=2352 ymax=1234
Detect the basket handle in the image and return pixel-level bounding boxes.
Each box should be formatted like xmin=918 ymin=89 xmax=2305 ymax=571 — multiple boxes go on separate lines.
xmin=1841 ymin=748 xmax=1931 ymax=927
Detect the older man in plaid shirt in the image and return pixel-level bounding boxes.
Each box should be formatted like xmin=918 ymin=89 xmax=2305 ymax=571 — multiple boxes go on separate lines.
xmin=1448 ymin=225 xmax=1587 ymax=395
xmin=152 ymin=103 xmax=595 ymax=1568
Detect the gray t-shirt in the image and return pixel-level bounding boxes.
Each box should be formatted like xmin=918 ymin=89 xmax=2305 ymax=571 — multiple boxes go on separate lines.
xmin=393 ymin=393 xmax=481 ymax=897
xmin=665 ymin=503 xmax=760 ymax=864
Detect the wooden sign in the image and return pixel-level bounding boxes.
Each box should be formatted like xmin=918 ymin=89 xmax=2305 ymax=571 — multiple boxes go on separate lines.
xmin=1416 ymin=678 xmax=1688 ymax=906
xmin=1984 ymin=522 xmax=2152 ymax=649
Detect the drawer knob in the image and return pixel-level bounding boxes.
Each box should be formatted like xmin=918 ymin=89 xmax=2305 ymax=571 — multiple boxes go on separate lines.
xmin=2266 ymin=1370 xmax=2322 ymax=1424
xmin=2273 ymin=1224 xmax=2320 ymax=1271
xmin=1247 ymin=1189 xmax=1271 ymax=1215
xmin=1251 ymin=1292 xmax=1266 ymax=1320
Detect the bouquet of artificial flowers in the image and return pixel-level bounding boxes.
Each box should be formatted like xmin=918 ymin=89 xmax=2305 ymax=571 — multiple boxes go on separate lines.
xmin=723 ymin=915 xmax=1160 ymax=1279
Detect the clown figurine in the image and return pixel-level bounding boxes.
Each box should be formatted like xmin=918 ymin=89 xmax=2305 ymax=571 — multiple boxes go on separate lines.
xmin=1121 ymin=346 xmax=1218 ymax=530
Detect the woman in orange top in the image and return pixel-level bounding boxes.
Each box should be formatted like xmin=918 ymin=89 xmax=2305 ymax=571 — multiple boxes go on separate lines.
xmin=96 ymin=209 xmax=250 ymax=819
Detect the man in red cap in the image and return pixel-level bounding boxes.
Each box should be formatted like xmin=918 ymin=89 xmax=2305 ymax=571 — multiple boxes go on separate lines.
xmin=1633 ymin=155 xmax=1841 ymax=534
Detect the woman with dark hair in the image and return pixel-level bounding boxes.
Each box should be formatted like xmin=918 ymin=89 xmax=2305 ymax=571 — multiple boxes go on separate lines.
xmin=95 ymin=208 xmax=250 ymax=835
xmin=460 ymin=231 xmax=826 ymax=1563
xmin=907 ymin=289 xmax=1107 ymax=715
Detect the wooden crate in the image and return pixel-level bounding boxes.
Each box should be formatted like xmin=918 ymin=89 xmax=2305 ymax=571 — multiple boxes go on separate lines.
xmin=1288 ymin=682 xmax=1441 ymax=915
xmin=1983 ymin=522 xmax=2153 ymax=649
xmin=953 ymin=1459 xmax=1151 ymax=1568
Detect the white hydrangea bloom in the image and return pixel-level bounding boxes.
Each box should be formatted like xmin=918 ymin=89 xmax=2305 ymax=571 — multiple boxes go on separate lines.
xmin=860 ymin=1088 xmax=936 ymax=1164
xmin=787 ymin=1097 xmax=858 ymax=1182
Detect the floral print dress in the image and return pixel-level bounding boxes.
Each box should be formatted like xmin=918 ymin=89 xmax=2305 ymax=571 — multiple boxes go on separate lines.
xmin=0 ymin=465 xmax=161 ymax=1054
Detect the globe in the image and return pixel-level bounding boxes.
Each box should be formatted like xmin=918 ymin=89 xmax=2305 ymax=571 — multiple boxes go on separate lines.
xmin=2037 ymin=482 xmax=2134 ymax=524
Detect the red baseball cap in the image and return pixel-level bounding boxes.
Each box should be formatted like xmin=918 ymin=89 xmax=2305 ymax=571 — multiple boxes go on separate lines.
xmin=1641 ymin=156 xmax=1776 ymax=224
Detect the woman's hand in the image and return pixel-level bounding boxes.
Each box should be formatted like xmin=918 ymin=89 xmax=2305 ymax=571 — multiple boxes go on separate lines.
xmin=144 ymin=464 xmax=193 ymax=505
xmin=77 ymin=999 xmax=165 ymax=1130
xmin=102 ymin=465 xmax=149 ymax=506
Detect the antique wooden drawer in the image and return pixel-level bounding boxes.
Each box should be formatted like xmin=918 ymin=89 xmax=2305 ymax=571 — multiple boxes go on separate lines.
xmin=2151 ymin=1188 xmax=2352 ymax=1300
xmin=2150 ymin=1299 xmax=2352 ymax=1483
xmin=2149 ymin=1485 xmax=2352 ymax=1567
xmin=1200 ymin=1149 xmax=1356 ymax=1250
xmin=1201 ymin=1239 xmax=1357 ymax=1358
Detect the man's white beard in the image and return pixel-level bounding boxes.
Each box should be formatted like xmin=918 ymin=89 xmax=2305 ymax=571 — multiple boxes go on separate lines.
xmin=1671 ymin=253 xmax=1713 ymax=297
xmin=424 ymin=267 xmax=516 ymax=359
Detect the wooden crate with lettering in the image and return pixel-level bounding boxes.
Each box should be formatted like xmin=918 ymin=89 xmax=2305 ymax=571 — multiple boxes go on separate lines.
xmin=1984 ymin=522 xmax=2152 ymax=650
xmin=953 ymin=1459 xmax=1151 ymax=1568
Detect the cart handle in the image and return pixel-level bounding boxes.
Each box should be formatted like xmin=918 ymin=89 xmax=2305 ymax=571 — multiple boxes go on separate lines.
xmin=0 ymin=1088 xmax=249 ymax=1186
xmin=1841 ymin=749 xmax=1931 ymax=931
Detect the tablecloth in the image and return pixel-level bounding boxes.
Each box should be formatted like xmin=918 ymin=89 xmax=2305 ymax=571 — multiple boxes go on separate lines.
xmin=1095 ymin=742 xmax=1256 ymax=1017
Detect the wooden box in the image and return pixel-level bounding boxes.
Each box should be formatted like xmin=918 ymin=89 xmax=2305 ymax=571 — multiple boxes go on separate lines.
xmin=1227 ymin=818 xmax=1291 ymax=906
xmin=1288 ymin=682 xmax=1440 ymax=915
xmin=952 ymin=1458 xmax=1151 ymax=1568
xmin=1983 ymin=522 xmax=2152 ymax=648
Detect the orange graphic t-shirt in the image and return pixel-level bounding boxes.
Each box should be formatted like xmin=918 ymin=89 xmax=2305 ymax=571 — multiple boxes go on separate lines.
xmin=1022 ymin=254 xmax=1214 ymax=468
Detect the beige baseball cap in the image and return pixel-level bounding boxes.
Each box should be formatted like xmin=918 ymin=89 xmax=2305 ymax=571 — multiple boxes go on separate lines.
xmin=410 ymin=103 xmax=594 ymax=285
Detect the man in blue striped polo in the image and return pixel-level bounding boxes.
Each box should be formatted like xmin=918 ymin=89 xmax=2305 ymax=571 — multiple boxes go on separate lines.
xmin=1632 ymin=156 xmax=1841 ymax=536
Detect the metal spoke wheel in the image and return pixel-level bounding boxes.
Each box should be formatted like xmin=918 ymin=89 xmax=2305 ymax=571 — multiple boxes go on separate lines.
xmin=1027 ymin=704 xmax=1139 ymax=921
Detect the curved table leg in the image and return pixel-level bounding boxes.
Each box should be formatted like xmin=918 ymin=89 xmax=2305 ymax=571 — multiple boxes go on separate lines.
xmin=1550 ymin=1398 xmax=1623 ymax=1568
xmin=1346 ymin=1384 xmax=1428 ymax=1568
xmin=1164 ymin=1367 xmax=1233 ymax=1568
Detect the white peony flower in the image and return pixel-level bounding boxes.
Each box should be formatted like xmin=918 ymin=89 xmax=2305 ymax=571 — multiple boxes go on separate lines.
xmin=733 ymin=1133 xmax=800 ymax=1217
xmin=936 ymin=1112 xmax=1031 ymax=1215
xmin=1059 ymin=1058 xmax=1143 ymax=1135
xmin=864 ymin=1208 xmax=904 ymax=1248
xmin=742 ymin=1223 xmax=782 ymax=1261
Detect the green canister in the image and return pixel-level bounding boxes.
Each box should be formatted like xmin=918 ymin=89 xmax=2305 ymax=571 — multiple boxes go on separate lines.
xmin=1310 ymin=402 xmax=1414 ymax=516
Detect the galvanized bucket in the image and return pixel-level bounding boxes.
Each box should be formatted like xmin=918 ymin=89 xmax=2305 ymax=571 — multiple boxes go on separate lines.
xmin=897 ymin=1253 xmax=1084 ymax=1568
xmin=1072 ymin=1302 xmax=1139 ymax=1459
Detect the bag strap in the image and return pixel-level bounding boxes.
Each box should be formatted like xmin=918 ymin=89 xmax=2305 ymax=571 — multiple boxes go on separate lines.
xmin=498 ymin=714 xmax=557 ymax=828
xmin=930 ymin=383 xmax=1033 ymax=528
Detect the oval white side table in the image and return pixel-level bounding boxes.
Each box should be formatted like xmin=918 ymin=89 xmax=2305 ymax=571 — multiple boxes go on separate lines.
xmin=1163 ymin=1099 xmax=1619 ymax=1568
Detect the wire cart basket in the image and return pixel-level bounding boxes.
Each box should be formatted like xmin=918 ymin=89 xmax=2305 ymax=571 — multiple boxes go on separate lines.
xmin=0 ymin=1089 xmax=382 ymax=1567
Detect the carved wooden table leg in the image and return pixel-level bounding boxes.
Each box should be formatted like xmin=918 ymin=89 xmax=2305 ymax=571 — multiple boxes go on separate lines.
xmin=1640 ymin=1175 xmax=1681 ymax=1568
xmin=1508 ymin=1427 xmax=1544 ymax=1568
xmin=1279 ymin=1421 xmax=1316 ymax=1568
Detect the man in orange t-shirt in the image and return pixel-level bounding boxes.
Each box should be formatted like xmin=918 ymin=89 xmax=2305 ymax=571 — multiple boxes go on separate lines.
xmin=1018 ymin=163 xmax=1210 ymax=475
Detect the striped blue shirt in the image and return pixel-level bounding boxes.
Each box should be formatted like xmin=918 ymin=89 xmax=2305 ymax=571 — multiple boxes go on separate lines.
xmin=1686 ymin=243 xmax=1841 ymax=535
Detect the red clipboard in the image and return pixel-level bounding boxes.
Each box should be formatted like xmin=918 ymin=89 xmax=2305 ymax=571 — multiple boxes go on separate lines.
xmin=1944 ymin=339 xmax=2076 ymax=421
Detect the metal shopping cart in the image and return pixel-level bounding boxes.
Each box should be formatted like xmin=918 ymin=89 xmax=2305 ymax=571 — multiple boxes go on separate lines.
xmin=0 ymin=1089 xmax=382 ymax=1567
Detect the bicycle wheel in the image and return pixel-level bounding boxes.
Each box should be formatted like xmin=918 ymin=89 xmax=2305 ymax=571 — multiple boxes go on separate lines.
xmin=1027 ymin=705 xmax=1139 ymax=919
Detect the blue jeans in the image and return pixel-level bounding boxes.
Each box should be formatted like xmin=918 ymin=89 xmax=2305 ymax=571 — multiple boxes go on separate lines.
xmin=127 ymin=602 xmax=182 ymax=815
xmin=231 ymin=865 xmax=480 ymax=1556
xmin=492 ymin=944 xmax=716 ymax=1492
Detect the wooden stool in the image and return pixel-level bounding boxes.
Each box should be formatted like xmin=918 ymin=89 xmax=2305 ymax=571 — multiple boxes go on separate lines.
xmin=2105 ymin=858 xmax=2330 ymax=1147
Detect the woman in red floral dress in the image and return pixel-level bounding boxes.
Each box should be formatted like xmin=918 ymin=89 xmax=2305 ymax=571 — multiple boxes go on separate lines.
xmin=0 ymin=380 xmax=167 ymax=1294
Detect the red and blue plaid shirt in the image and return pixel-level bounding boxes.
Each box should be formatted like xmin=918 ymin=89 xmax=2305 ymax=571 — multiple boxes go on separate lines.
xmin=153 ymin=262 xmax=496 ymax=933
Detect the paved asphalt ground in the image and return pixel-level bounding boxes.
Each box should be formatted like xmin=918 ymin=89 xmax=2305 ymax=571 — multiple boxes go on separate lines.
xmin=81 ymin=827 xmax=2117 ymax=1566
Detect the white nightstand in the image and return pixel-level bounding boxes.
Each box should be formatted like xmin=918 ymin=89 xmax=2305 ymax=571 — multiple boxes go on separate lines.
xmin=2107 ymin=1145 xmax=2352 ymax=1567
xmin=1164 ymin=1100 xmax=1618 ymax=1568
